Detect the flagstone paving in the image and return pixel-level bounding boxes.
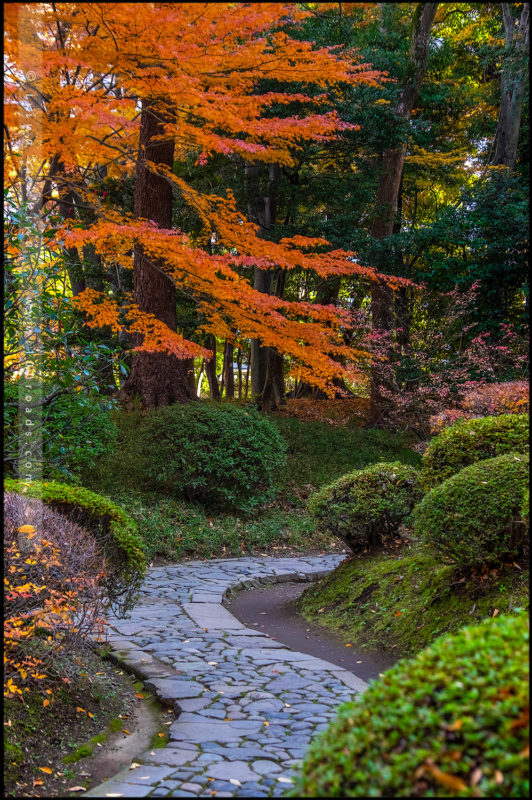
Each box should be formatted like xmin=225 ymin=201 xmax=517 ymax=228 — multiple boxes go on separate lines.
xmin=85 ymin=554 xmax=368 ymax=798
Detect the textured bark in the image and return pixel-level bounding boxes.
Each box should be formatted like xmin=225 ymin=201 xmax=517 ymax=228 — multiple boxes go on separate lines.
xmin=222 ymin=339 xmax=235 ymax=399
xmin=368 ymin=3 xmax=438 ymax=425
xmin=492 ymin=3 xmax=529 ymax=172
xmin=124 ymin=101 xmax=195 ymax=407
xmin=246 ymin=162 xmax=284 ymax=407
xmin=205 ymin=334 xmax=220 ymax=399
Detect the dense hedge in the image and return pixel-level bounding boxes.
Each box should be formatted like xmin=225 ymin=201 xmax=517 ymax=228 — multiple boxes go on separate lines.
xmin=308 ymin=461 xmax=421 ymax=553
xmin=421 ymin=413 xmax=529 ymax=489
xmin=4 ymin=478 xmax=145 ymax=613
xmin=294 ymin=613 xmax=529 ymax=798
xmin=413 ymin=452 xmax=529 ymax=567
xmin=140 ymin=402 xmax=287 ymax=512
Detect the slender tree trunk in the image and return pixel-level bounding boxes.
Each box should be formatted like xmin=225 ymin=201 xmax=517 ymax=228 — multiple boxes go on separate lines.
xmin=222 ymin=339 xmax=235 ymax=399
xmin=246 ymin=162 xmax=284 ymax=408
xmin=492 ymin=3 xmax=529 ymax=172
xmin=196 ymin=360 xmax=205 ymax=397
xmin=368 ymin=2 xmax=438 ymax=425
xmin=205 ymin=334 xmax=220 ymax=399
xmin=124 ymin=100 xmax=194 ymax=407
xmin=244 ymin=354 xmax=250 ymax=399
xmin=237 ymin=347 xmax=243 ymax=398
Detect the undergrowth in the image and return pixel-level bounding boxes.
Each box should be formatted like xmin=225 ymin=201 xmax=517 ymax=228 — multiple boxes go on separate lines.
xmin=297 ymin=543 xmax=529 ymax=658
xmin=81 ymin=408 xmax=420 ymax=561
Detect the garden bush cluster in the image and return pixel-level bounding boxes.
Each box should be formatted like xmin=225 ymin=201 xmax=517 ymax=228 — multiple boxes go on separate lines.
xmin=308 ymin=462 xmax=421 ymax=553
xmin=295 ymin=613 xmax=529 ymax=798
xmin=140 ymin=401 xmax=287 ymax=512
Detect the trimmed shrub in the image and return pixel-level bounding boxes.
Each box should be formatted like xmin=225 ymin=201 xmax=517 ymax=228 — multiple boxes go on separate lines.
xmin=413 ymin=453 xmax=529 ymax=567
xmin=4 ymin=492 xmax=106 ymax=696
xmin=4 ymin=478 xmax=145 ymax=614
xmin=140 ymin=402 xmax=287 ymax=512
xmin=308 ymin=462 xmax=422 ymax=554
xmin=421 ymin=413 xmax=529 ymax=489
xmin=293 ymin=613 xmax=529 ymax=798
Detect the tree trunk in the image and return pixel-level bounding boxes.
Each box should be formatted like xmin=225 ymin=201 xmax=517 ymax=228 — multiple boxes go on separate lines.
xmin=246 ymin=162 xmax=284 ymax=407
xmin=124 ymin=100 xmax=194 ymax=407
xmin=205 ymin=334 xmax=220 ymax=399
xmin=237 ymin=346 xmax=243 ymax=398
xmin=492 ymin=3 xmax=529 ymax=172
xmin=222 ymin=339 xmax=235 ymax=399
xmin=368 ymin=2 xmax=438 ymax=425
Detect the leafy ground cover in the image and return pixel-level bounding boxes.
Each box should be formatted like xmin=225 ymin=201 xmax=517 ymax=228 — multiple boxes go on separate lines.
xmin=297 ymin=543 xmax=529 ymax=658
xmin=4 ymin=646 xmax=171 ymax=798
xmin=80 ymin=409 xmax=420 ymax=562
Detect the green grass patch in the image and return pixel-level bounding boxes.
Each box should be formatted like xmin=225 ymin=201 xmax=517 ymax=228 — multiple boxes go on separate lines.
xmin=80 ymin=408 xmax=420 ymax=562
xmin=297 ymin=544 xmax=529 ymax=658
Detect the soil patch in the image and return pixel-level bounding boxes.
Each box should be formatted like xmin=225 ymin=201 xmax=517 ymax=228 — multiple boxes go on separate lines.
xmin=226 ymin=581 xmax=396 ymax=681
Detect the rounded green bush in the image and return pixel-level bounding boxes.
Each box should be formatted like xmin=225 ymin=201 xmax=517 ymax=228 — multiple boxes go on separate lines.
xmin=413 ymin=452 xmax=529 ymax=567
xmin=4 ymin=478 xmax=146 ymax=614
xmin=293 ymin=613 xmax=529 ymax=798
xmin=421 ymin=413 xmax=529 ymax=489
xmin=308 ymin=461 xmax=422 ymax=554
xmin=140 ymin=402 xmax=287 ymax=512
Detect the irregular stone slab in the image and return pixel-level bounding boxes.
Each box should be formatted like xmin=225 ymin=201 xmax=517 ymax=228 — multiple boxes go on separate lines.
xmin=205 ymin=761 xmax=258 ymax=782
xmin=331 ymin=669 xmax=369 ymax=693
xmin=170 ymin=721 xmax=245 ymax=742
xmin=84 ymin=780 xmax=153 ymax=797
xmin=182 ymin=603 xmax=245 ymax=629
xmin=144 ymin=677 xmax=204 ymax=701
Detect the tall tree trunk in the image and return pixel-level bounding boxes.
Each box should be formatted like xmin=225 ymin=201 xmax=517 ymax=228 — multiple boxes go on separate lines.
xmin=368 ymin=2 xmax=438 ymax=425
xmin=246 ymin=162 xmax=284 ymax=408
xmin=492 ymin=3 xmax=529 ymax=172
xmin=237 ymin=346 xmax=243 ymax=398
xmin=124 ymin=100 xmax=194 ymax=407
xmin=222 ymin=339 xmax=235 ymax=399
xmin=205 ymin=334 xmax=220 ymax=399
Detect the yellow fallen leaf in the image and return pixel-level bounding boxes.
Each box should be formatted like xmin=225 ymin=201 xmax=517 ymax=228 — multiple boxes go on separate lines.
xmin=88 ymin=712 xmax=94 ymax=718
xmin=39 ymin=766 xmax=53 ymax=774
xmin=18 ymin=525 xmax=35 ymax=534
xmin=157 ymin=732 xmax=164 ymax=737
xmin=263 ymin=721 xmax=269 ymax=726
xmin=494 ymin=770 xmax=504 ymax=785
xmin=76 ymin=707 xmax=85 ymax=713
xmin=121 ymin=729 xmax=131 ymax=735
xmin=43 ymin=699 xmax=50 ymax=707
xmin=33 ymin=780 xmax=44 ymax=786
xmin=444 ymin=719 xmax=463 ymax=732
xmin=345 ymin=643 xmax=352 ymax=647
xmin=129 ymin=763 xmax=141 ymax=770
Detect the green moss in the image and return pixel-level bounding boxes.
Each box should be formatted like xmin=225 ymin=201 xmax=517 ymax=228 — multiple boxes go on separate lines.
xmin=413 ymin=452 xmax=529 ymax=567
xmin=109 ymin=717 xmax=123 ymax=732
xmin=4 ymin=477 xmax=146 ymax=612
xmin=421 ymin=413 xmax=529 ymax=489
xmin=297 ymin=544 xmax=529 ymax=657
xmin=150 ymin=728 xmax=169 ymax=748
xmin=308 ymin=462 xmax=422 ymax=554
xmin=63 ymin=743 xmax=94 ymax=763
xmin=293 ymin=614 xmax=529 ymax=798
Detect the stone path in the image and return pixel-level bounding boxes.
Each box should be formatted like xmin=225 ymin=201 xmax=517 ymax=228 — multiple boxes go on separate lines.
xmin=85 ymin=554 xmax=367 ymax=798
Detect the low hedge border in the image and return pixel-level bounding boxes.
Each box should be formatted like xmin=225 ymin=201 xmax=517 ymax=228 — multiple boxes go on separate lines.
xmin=4 ymin=478 xmax=146 ymax=614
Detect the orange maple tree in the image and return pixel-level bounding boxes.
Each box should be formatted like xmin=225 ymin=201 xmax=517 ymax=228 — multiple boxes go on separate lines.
xmin=5 ymin=3 xmax=408 ymax=398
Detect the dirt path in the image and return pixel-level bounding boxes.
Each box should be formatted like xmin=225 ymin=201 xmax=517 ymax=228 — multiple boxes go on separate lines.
xmin=225 ymin=581 xmax=396 ymax=682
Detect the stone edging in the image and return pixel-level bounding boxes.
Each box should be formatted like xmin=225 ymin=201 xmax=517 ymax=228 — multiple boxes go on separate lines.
xmin=85 ymin=554 xmax=367 ymax=798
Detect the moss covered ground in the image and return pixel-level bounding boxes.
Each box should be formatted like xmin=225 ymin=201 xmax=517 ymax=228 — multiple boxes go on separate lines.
xmin=297 ymin=543 xmax=529 ymax=658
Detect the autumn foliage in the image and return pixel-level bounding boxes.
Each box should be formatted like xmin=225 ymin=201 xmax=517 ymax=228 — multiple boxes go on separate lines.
xmin=4 ymin=2 xmax=403 ymax=394
xmin=4 ymin=493 xmax=106 ymax=703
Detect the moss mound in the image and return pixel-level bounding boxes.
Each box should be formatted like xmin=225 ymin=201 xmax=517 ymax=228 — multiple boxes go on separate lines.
xmin=308 ymin=461 xmax=422 ymax=554
xmin=297 ymin=545 xmax=528 ymax=657
xmin=294 ymin=613 xmax=529 ymax=798
xmin=414 ymin=452 xmax=529 ymax=567
xmin=4 ymin=478 xmax=146 ymax=613
xmin=421 ymin=413 xmax=529 ymax=489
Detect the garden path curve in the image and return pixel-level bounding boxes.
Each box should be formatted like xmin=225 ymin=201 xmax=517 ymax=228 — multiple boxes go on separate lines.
xmin=85 ymin=554 xmax=368 ymax=798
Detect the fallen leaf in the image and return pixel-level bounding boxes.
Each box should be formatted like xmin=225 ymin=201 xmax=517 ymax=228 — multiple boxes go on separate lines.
xmin=67 ymin=788 xmax=86 ymax=792
xmin=494 ymin=770 xmax=504 ymax=785
xmin=88 ymin=712 xmax=94 ymax=718
xmin=345 ymin=643 xmax=352 ymax=647
xmin=444 ymin=719 xmax=463 ymax=732
xmin=229 ymin=779 xmax=241 ymax=786
xmin=33 ymin=780 xmax=44 ymax=786
xmin=43 ymin=699 xmax=50 ymax=707
xmin=492 ymin=608 xmax=499 ymax=617
xmin=470 ymin=768 xmax=482 ymax=786
xmin=263 ymin=721 xmax=269 ymax=726
xmin=157 ymin=732 xmax=164 ymax=737
xmin=135 ymin=693 xmax=144 ymax=699
xmin=129 ymin=763 xmax=141 ymax=770
xmin=121 ymin=729 xmax=131 ymax=735
xmin=224 ymin=718 xmax=233 ymax=721
xmin=424 ymin=763 xmax=468 ymax=792
xmin=39 ymin=767 xmax=53 ymax=774
xmin=394 ymin=612 xmax=402 ymax=617
xmin=76 ymin=707 xmax=86 ymax=713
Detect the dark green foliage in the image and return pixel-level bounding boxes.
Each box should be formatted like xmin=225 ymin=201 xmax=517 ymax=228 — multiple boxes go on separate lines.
xmin=4 ymin=380 xmax=118 ymax=481
xmin=140 ymin=402 xmax=287 ymax=512
xmin=414 ymin=453 xmax=529 ymax=567
xmin=308 ymin=462 xmax=422 ymax=553
xmin=4 ymin=478 xmax=145 ymax=614
xmin=421 ymin=413 xmax=529 ymax=489
xmin=293 ymin=613 xmax=529 ymax=798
